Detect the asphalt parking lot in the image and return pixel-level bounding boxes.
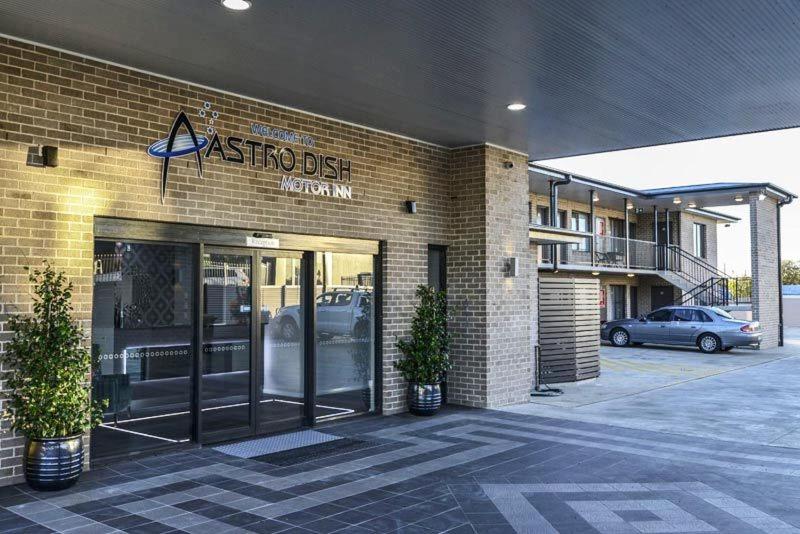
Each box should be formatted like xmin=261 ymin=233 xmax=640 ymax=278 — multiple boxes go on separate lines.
xmin=503 ymin=328 xmax=800 ymax=448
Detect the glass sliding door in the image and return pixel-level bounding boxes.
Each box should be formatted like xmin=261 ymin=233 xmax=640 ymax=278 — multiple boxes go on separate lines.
xmin=315 ymin=252 xmax=375 ymax=421
xmin=257 ymin=252 xmax=305 ymax=432
xmin=91 ymin=240 xmax=195 ymax=459
xmin=201 ymin=250 xmax=252 ymax=440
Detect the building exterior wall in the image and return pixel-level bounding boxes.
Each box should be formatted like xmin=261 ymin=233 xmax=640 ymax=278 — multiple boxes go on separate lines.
xmin=0 ymin=37 xmax=534 ymax=484
xmin=749 ymin=194 xmax=780 ymax=349
xmin=677 ymin=212 xmax=720 ymax=269
xmin=449 ymin=146 xmax=533 ymax=408
xmin=529 ymin=194 xmax=641 ymax=236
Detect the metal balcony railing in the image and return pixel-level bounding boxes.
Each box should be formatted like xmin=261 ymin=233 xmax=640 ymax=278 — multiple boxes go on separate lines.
xmin=536 ymin=232 xmax=657 ymax=271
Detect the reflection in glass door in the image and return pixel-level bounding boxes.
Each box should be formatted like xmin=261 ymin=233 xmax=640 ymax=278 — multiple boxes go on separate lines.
xmin=201 ymin=250 xmax=252 ymax=440
xmin=258 ymin=252 xmax=305 ymax=431
xmin=91 ymin=240 xmax=195 ymax=459
xmin=315 ymin=252 xmax=375 ymax=421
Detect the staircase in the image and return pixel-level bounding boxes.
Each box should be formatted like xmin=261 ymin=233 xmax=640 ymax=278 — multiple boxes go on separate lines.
xmin=656 ymin=245 xmax=751 ymax=307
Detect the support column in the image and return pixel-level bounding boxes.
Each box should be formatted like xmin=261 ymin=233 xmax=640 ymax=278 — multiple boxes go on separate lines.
xmin=750 ymin=193 xmax=781 ymax=349
xmin=665 ymin=209 xmax=671 ymax=270
xmin=624 ymin=198 xmax=630 ymax=269
xmin=653 ymin=206 xmax=659 ymax=268
xmin=448 ymin=145 xmax=533 ymax=407
xmin=589 ymin=190 xmax=596 ymax=266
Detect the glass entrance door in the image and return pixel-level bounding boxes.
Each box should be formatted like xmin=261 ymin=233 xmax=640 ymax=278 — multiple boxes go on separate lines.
xmin=257 ymin=252 xmax=305 ymax=432
xmin=201 ymin=249 xmax=253 ymax=441
xmin=315 ymin=252 xmax=376 ymax=421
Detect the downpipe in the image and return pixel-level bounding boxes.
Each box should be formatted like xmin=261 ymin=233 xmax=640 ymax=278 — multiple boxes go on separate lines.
xmin=548 ymin=173 xmax=572 ymax=271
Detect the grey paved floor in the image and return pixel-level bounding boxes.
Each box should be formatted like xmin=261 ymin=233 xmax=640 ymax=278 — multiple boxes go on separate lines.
xmin=504 ymin=328 xmax=800 ymax=448
xmin=3 ymin=406 xmax=800 ymax=533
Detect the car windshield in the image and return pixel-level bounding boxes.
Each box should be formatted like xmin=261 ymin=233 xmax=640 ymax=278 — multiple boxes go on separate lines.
xmin=710 ymin=307 xmax=734 ymax=320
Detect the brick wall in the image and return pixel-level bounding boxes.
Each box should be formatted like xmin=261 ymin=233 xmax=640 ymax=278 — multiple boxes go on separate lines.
xmin=750 ymin=194 xmax=780 ymax=348
xmin=485 ymin=148 xmax=533 ymax=407
xmin=448 ymin=147 xmax=533 ymax=408
xmin=678 ymin=212 xmax=720 ymax=269
xmin=0 ymin=38 xmax=535 ymax=484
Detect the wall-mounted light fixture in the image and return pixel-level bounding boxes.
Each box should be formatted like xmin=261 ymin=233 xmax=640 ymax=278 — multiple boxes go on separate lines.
xmin=591 ymin=271 xmax=600 ymax=276
xmin=626 ymin=201 xmax=634 ymax=210
xmin=26 ymin=145 xmax=58 ymax=168
xmin=592 ymin=192 xmax=599 ymax=203
xmin=734 ymin=195 xmax=744 ymax=202
xmin=627 ymin=273 xmax=635 ymax=278
xmin=405 ymin=200 xmax=417 ymax=214
xmin=504 ymin=257 xmax=518 ymax=277
xmin=758 ymin=191 xmax=767 ymax=201
xmin=688 ymin=202 xmax=697 ymax=208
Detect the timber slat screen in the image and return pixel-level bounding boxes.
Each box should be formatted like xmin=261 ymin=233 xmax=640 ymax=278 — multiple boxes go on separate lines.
xmin=538 ymin=278 xmax=600 ymax=384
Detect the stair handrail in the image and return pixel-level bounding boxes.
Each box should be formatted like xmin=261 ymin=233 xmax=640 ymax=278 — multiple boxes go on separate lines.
xmin=659 ymin=244 xmax=727 ymax=285
xmin=676 ymin=276 xmax=730 ymax=307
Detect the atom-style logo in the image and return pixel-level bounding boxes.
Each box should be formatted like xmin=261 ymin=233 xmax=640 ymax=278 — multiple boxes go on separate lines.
xmin=147 ymin=102 xmax=218 ymax=203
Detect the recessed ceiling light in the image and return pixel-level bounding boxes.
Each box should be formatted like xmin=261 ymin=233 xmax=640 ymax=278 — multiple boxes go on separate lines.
xmin=591 ymin=271 xmax=600 ymax=276
xmin=222 ymin=0 xmax=251 ymax=10
xmin=673 ymin=197 xmax=682 ymax=204
xmin=627 ymin=273 xmax=635 ymax=278
xmin=507 ymin=103 xmax=526 ymax=111
xmin=734 ymin=195 xmax=744 ymax=202
xmin=688 ymin=202 xmax=697 ymax=208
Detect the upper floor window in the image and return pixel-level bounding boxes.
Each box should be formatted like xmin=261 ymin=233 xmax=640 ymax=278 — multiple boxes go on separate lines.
xmin=609 ymin=218 xmax=625 ymax=238
xmin=536 ymin=206 xmax=549 ymax=226
xmin=570 ymin=211 xmax=590 ymax=251
xmin=693 ymin=222 xmax=707 ymax=258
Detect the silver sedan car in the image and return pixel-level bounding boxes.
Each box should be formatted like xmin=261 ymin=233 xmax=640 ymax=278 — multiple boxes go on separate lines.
xmin=601 ymin=306 xmax=762 ymax=353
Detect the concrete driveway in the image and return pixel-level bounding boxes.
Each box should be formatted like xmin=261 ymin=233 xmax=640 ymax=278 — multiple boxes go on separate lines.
xmin=502 ymin=328 xmax=800 ymax=449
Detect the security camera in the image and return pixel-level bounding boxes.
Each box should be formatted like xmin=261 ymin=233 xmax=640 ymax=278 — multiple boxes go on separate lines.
xmin=503 ymin=161 xmax=514 ymax=169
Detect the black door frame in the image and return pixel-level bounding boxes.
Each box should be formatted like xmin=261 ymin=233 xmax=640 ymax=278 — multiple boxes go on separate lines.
xmin=93 ymin=218 xmax=383 ymax=453
xmin=199 ymin=245 xmax=258 ymax=444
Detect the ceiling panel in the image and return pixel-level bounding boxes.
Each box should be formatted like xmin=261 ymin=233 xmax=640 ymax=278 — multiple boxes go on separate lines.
xmin=1 ymin=0 xmax=800 ymax=159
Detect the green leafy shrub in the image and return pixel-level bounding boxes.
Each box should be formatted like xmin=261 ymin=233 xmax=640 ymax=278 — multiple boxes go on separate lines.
xmin=2 ymin=263 xmax=105 ymax=439
xmin=395 ymin=285 xmax=451 ymax=384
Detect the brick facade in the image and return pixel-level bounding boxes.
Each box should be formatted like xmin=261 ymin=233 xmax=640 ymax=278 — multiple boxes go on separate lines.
xmin=448 ymin=146 xmax=533 ymax=408
xmin=678 ymin=211 xmax=719 ymax=268
xmin=0 ymin=38 xmax=532 ymax=485
xmin=750 ymin=194 xmax=781 ymax=349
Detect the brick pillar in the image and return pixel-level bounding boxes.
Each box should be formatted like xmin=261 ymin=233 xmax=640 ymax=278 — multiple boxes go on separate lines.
xmin=750 ymin=193 xmax=780 ymax=349
xmin=447 ymin=145 xmax=534 ymax=408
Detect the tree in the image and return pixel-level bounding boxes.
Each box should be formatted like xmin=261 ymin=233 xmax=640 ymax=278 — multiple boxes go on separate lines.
xmin=395 ymin=286 xmax=451 ymax=385
xmin=2 ymin=263 xmax=105 ymax=438
xmin=782 ymin=260 xmax=800 ymax=285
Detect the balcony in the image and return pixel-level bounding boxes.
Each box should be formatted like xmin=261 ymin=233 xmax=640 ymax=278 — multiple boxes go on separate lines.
xmin=534 ymin=227 xmax=658 ymax=272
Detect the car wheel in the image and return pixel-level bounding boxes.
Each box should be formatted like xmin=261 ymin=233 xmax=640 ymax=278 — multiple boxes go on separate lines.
xmin=697 ymin=333 xmax=721 ymax=354
xmin=281 ymin=318 xmax=300 ymax=341
xmin=610 ymin=328 xmax=630 ymax=347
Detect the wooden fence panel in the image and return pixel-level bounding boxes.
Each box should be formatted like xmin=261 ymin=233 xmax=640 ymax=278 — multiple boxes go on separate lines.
xmin=538 ymin=278 xmax=600 ymax=384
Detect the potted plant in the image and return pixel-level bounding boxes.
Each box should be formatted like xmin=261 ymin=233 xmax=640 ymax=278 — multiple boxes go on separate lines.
xmin=2 ymin=263 xmax=105 ymax=491
xmin=395 ymin=285 xmax=451 ymax=416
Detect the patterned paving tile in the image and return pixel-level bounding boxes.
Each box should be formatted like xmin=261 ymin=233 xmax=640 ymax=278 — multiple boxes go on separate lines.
xmin=2 ymin=408 xmax=800 ymax=533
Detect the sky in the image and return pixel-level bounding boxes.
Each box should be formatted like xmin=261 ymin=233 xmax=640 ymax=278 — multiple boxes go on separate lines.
xmin=539 ymin=128 xmax=800 ymax=276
